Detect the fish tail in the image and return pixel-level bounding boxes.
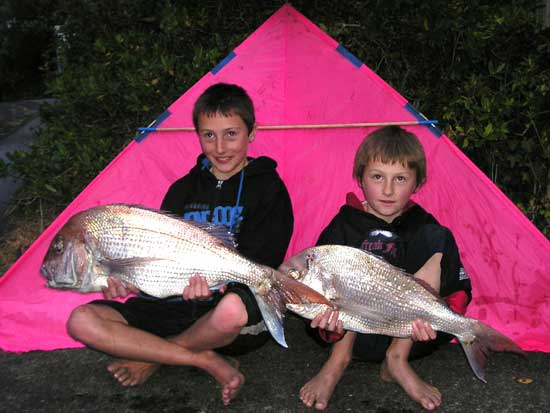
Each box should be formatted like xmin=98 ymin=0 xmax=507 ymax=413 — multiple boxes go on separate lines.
xmin=459 ymin=321 xmax=527 ymax=383
xmin=252 ymin=269 xmax=332 ymax=349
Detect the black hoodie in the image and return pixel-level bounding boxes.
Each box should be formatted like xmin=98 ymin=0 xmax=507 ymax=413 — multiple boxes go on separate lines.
xmin=161 ymin=154 xmax=294 ymax=268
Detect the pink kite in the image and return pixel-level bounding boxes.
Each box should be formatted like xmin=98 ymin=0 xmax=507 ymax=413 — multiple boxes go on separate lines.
xmin=1 ymin=4 xmax=549 ymax=353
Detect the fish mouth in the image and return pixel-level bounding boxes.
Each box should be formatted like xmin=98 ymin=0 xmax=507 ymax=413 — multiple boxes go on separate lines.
xmin=40 ymin=262 xmax=81 ymax=289
xmin=40 ymin=265 xmax=50 ymax=280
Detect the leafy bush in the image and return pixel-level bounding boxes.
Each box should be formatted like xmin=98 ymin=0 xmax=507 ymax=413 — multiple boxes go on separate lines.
xmin=0 ymin=0 xmax=57 ymax=100
xmin=1 ymin=0 xmax=549 ymax=238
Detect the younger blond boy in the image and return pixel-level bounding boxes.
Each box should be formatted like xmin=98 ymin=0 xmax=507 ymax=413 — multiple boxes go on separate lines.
xmin=300 ymin=125 xmax=471 ymax=410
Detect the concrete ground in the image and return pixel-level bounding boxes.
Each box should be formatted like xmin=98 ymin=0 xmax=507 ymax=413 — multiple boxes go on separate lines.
xmin=0 ymin=314 xmax=546 ymax=413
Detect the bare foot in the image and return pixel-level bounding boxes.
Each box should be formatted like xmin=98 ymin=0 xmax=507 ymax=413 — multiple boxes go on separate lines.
xmin=299 ymin=368 xmax=344 ymax=410
xmin=382 ymin=357 xmax=442 ymax=410
xmin=199 ymin=350 xmax=245 ymax=405
xmin=379 ymin=359 xmax=394 ymax=383
xmin=107 ymin=359 xmax=159 ymax=386
xmin=222 ymin=373 xmax=245 ymax=406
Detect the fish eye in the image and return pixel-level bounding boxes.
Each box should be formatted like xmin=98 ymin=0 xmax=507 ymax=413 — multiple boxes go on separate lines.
xmin=287 ymin=268 xmax=301 ymax=280
xmin=52 ymin=236 xmax=64 ymax=254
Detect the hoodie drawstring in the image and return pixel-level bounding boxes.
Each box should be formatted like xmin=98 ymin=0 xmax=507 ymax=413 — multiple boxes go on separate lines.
xmin=228 ymin=168 xmax=245 ymax=235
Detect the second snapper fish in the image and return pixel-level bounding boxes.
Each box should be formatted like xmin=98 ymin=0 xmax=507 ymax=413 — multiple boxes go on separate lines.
xmin=40 ymin=204 xmax=331 ymax=348
xmin=279 ymin=244 xmax=525 ymax=382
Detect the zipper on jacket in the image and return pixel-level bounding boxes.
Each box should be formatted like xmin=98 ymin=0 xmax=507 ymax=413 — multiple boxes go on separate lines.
xmin=216 ymin=180 xmax=223 ymax=190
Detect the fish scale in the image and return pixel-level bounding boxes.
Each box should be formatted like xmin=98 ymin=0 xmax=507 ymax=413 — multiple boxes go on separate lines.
xmin=41 ymin=204 xmax=333 ymax=348
xmin=318 ymin=249 xmax=464 ymax=336
xmin=280 ymin=244 xmax=525 ymax=382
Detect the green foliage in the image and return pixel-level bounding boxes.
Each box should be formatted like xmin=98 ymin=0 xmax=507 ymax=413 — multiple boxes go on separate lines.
xmin=437 ymin=2 xmax=550 ymax=235
xmin=1 ymin=0 xmax=549 ymax=236
xmin=306 ymin=0 xmax=550 ymax=236
xmin=1 ymin=0 xmax=274 ymax=212
xmin=0 ymin=0 xmax=58 ymax=100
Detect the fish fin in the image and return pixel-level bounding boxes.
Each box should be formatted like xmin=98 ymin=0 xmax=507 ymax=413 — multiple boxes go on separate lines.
xmin=209 ymin=281 xmax=228 ymax=291
xmin=184 ymin=221 xmax=237 ymax=249
xmin=459 ymin=321 xmax=527 ymax=383
xmin=336 ymin=301 xmax=397 ymax=325
xmin=286 ymin=303 xmax=332 ymax=321
xmin=251 ymin=269 xmax=333 ymax=348
xmin=271 ymin=269 xmax=333 ymax=307
xmin=361 ymin=249 xmax=448 ymax=306
xmin=126 ymin=204 xmax=237 ymax=249
xmin=104 ymin=257 xmax=175 ymax=273
xmin=253 ymin=291 xmax=288 ymax=348
xmin=410 ymin=277 xmax=448 ymax=305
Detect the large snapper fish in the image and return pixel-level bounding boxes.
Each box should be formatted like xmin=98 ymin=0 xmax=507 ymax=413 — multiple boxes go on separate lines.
xmin=279 ymin=245 xmax=525 ymax=382
xmin=40 ymin=204 xmax=330 ymax=348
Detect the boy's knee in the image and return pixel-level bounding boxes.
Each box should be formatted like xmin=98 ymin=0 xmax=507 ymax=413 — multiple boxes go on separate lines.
xmin=406 ymin=224 xmax=452 ymax=273
xmin=67 ymin=304 xmax=112 ymax=343
xmin=212 ymin=292 xmax=248 ymax=333
xmin=66 ymin=305 xmax=95 ymax=340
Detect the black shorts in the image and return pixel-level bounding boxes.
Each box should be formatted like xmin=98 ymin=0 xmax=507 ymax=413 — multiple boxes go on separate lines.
xmin=353 ymin=331 xmax=454 ymax=362
xmin=91 ymin=283 xmax=270 ymax=356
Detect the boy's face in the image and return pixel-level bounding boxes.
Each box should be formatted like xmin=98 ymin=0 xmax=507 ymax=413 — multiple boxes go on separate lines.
xmin=197 ymin=111 xmax=255 ymax=180
xmin=360 ymin=160 xmax=417 ymax=223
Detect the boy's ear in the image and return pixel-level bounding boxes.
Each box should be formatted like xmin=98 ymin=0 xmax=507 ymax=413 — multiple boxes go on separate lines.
xmin=248 ymin=125 xmax=257 ymax=142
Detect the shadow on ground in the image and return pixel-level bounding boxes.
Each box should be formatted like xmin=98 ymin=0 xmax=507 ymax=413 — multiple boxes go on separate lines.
xmin=1 ymin=314 xmax=546 ymax=412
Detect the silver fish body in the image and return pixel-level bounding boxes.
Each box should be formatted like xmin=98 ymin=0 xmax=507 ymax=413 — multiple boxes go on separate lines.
xmin=280 ymin=245 xmax=525 ymax=382
xmin=40 ymin=204 xmax=330 ymax=347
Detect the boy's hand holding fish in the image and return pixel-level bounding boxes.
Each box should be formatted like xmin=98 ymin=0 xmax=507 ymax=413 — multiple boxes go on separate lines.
xmin=102 ymin=274 xmax=228 ymax=302
xmin=183 ymin=275 xmax=227 ymax=301
xmin=310 ymin=308 xmax=344 ymax=336
xmin=101 ymin=277 xmax=139 ymax=300
xmin=411 ymin=319 xmax=437 ymax=342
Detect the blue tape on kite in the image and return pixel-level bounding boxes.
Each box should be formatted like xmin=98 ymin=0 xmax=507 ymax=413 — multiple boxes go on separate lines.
xmin=211 ymin=51 xmax=237 ymax=75
xmin=336 ymin=45 xmax=362 ymax=68
xmin=404 ymin=103 xmax=442 ymax=138
xmin=135 ymin=110 xmax=172 ymax=142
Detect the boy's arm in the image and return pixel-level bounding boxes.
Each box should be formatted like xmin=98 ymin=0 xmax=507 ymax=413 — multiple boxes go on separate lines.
xmin=410 ymin=252 xmax=443 ymax=341
xmin=411 ymin=225 xmax=471 ymax=314
xmin=236 ymin=180 xmax=293 ymax=267
xmin=160 ymin=177 xmax=190 ymax=213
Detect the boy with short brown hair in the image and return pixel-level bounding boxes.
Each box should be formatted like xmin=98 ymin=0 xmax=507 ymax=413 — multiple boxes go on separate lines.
xmin=300 ymin=125 xmax=471 ymax=411
xmin=67 ymin=83 xmax=294 ymax=406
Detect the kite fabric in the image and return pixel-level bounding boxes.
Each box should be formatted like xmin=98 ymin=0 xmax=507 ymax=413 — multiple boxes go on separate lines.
xmin=1 ymin=4 xmax=549 ymax=353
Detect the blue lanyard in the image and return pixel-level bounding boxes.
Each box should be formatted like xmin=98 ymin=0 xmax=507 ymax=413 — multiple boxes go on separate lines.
xmin=228 ymin=168 xmax=245 ymax=235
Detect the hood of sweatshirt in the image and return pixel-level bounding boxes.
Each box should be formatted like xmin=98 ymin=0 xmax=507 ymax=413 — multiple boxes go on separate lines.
xmin=164 ymin=154 xmax=283 ymax=235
